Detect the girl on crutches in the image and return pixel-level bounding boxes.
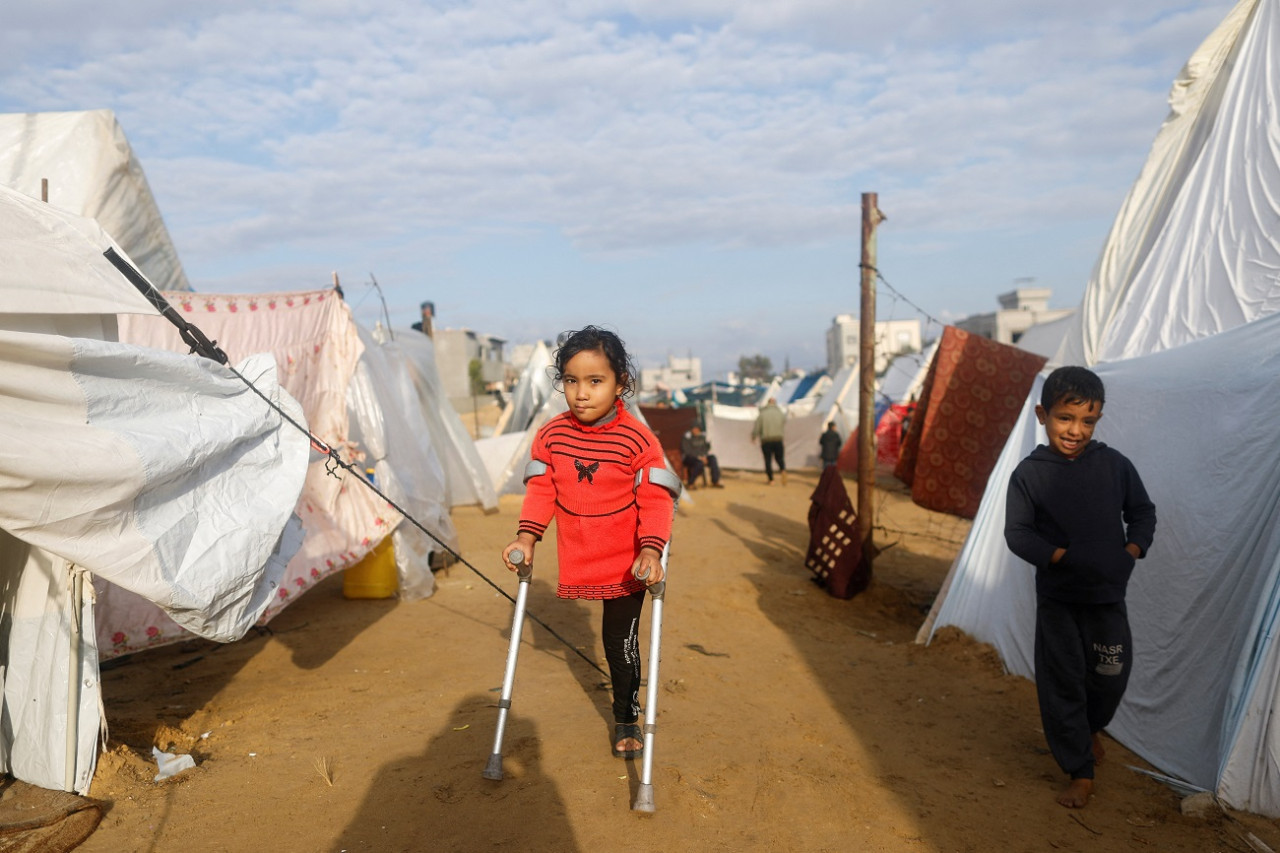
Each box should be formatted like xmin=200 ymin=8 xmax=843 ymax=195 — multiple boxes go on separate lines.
xmin=502 ymin=326 xmax=678 ymax=760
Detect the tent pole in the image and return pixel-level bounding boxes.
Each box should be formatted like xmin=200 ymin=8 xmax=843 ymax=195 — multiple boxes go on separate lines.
xmin=65 ymin=566 xmax=83 ymax=792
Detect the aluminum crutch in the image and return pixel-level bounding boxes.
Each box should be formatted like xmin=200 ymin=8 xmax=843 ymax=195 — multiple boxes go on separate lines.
xmin=482 ymin=549 xmax=532 ymax=781
xmin=631 ymin=542 xmax=670 ymax=813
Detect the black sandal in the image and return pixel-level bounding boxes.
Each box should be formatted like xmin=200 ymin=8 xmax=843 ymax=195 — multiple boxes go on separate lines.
xmin=612 ymin=722 xmax=643 ymax=759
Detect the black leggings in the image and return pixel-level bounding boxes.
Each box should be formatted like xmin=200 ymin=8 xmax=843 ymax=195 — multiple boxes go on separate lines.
xmin=601 ymin=591 xmax=646 ymax=724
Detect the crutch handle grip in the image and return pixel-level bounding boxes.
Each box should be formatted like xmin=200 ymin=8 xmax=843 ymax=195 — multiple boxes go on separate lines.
xmin=509 ymin=549 xmax=532 ymax=579
xmin=633 ymin=563 xmax=650 ymax=581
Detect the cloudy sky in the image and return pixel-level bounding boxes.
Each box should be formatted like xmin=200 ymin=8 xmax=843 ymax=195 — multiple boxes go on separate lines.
xmin=2 ymin=1 xmax=1238 ymax=377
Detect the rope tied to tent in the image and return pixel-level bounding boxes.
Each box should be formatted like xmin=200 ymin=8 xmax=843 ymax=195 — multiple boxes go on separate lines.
xmin=103 ymin=248 xmax=610 ymax=679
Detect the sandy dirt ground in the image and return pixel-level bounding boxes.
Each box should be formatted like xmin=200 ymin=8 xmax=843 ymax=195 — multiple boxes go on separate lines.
xmin=76 ymin=469 xmax=1280 ymax=853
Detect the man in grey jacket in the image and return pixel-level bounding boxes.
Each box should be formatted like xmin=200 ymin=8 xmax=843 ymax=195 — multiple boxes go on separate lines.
xmin=751 ymin=398 xmax=787 ymax=484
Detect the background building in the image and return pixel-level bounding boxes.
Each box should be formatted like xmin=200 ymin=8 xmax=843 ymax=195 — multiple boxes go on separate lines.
xmin=640 ymin=355 xmax=702 ymax=394
xmin=826 ymin=315 xmax=922 ymax=376
xmin=432 ymin=327 xmax=507 ymax=407
xmin=955 ymin=286 xmax=1072 ymax=345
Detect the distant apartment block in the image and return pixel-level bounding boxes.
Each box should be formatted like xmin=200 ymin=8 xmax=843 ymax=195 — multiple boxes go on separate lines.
xmin=433 ymin=327 xmax=507 ymax=404
xmin=826 ymin=315 xmax=922 ymax=376
xmin=955 ymin=287 xmax=1072 ymax=346
xmin=640 ymin=355 xmax=702 ymax=392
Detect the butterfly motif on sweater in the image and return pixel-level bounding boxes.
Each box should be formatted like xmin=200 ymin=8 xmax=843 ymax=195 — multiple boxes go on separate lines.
xmin=575 ymin=459 xmax=600 ymax=484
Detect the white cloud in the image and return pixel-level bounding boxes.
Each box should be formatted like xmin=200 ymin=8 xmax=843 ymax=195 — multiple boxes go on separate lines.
xmin=0 ymin=0 xmax=1241 ymax=374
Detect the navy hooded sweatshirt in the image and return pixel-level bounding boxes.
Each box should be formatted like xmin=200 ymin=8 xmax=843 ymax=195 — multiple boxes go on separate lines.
xmin=1005 ymin=441 xmax=1156 ymax=605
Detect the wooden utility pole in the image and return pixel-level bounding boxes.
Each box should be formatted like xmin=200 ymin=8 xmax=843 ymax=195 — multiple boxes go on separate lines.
xmin=858 ymin=192 xmax=886 ymax=573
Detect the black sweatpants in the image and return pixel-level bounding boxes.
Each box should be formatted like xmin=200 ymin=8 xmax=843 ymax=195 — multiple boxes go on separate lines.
xmin=761 ymin=440 xmax=786 ymax=481
xmin=602 ymin=591 xmax=646 ymax=724
xmin=1034 ymin=598 xmax=1132 ymax=780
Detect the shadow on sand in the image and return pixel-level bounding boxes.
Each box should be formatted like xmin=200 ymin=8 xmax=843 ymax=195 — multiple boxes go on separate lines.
xmin=99 ymin=573 xmax=396 ymax=752
xmin=333 ymin=693 xmax=580 ymax=853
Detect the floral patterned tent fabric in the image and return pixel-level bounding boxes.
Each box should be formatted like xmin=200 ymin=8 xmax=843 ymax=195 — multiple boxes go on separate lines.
xmin=109 ymin=289 xmax=394 ymax=657
xmin=894 ymin=326 xmax=1046 ymax=519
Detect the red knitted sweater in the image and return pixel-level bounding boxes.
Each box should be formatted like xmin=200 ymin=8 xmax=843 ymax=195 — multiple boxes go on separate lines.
xmin=518 ymin=401 xmax=674 ymax=599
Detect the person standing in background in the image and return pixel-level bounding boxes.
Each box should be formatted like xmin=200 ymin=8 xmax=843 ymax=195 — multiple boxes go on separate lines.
xmin=819 ymin=421 xmax=842 ymax=468
xmin=751 ymin=397 xmax=788 ymax=485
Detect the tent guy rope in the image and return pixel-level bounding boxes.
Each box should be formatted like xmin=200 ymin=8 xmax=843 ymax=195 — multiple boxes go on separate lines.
xmin=101 ymin=247 xmax=610 ymax=680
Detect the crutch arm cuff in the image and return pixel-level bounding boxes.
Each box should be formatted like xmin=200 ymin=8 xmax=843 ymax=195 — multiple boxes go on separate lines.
xmin=523 ymin=459 xmax=549 ymax=484
xmin=636 ymin=466 xmax=682 ymax=498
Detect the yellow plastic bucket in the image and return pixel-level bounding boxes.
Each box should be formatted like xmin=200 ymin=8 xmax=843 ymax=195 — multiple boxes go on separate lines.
xmin=343 ymin=536 xmax=398 ymax=599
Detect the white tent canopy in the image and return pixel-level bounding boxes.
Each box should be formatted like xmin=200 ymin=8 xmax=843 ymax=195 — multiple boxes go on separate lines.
xmin=389 ymin=325 xmax=499 ymax=512
xmin=1013 ymin=313 xmax=1074 ymax=360
xmin=922 ymin=0 xmax=1280 ymax=815
xmin=1053 ymin=0 xmax=1275 ymax=367
xmin=494 ymin=340 xmax=553 ymax=437
xmin=705 ymin=402 xmax=828 ymax=472
xmin=119 ymin=289 xmax=461 ymax=624
xmin=0 ymin=184 xmax=306 ymax=794
xmin=0 ymin=109 xmax=191 ymax=293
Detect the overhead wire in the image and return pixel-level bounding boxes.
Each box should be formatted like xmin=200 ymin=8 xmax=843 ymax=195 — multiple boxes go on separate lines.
xmin=859 ymin=262 xmax=946 ymax=333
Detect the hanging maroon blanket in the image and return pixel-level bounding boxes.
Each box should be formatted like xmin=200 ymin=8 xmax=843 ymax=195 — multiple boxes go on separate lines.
xmin=894 ymin=326 xmax=1046 ymax=519
xmin=639 ymin=405 xmax=699 ymax=481
xmin=805 ymin=466 xmax=869 ymax=599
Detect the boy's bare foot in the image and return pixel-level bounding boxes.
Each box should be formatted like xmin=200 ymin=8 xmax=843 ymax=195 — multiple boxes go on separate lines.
xmin=1092 ymin=732 xmax=1106 ymax=766
xmin=1057 ymin=777 xmax=1093 ymax=808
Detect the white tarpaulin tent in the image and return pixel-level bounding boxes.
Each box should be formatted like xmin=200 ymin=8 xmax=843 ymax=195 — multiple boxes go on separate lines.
xmin=704 ymin=352 xmax=931 ymax=473
xmin=120 ymin=289 xmax=460 ymax=629
xmin=0 ymin=185 xmax=307 ymax=793
xmin=477 ymin=340 xmax=557 ymax=496
xmin=920 ymin=0 xmax=1280 ymax=814
xmin=493 ymin=340 xmax=553 ymax=437
xmin=0 ymin=109 xmax=191 ymax=293
xmin=349 ymin=322 xmax=457 ymax=599
xmin=1013 ymin=313 xmax=1074 ymax=360
xmin=389 ymin=326 xmax=499 ymax=512
xmin=704 ymin=402 xmax=829 ymax=472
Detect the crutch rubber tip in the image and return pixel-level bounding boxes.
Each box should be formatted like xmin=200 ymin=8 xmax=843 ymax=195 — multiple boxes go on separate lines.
xmin=632 ymin=783 xmax=655 ymax=813
xmin=481 ymin=754 xmax=504 ymax=781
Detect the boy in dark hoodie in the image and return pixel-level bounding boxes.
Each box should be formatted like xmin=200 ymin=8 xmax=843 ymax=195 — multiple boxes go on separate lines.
xmin=1005 ymin=366 xmax=1156 ymax=809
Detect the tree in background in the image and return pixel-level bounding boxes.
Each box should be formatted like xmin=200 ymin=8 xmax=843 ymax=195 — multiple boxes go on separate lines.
xmin=467 ymin=358 xmax=486 ymax=439
xmin=468 ymin=358 xmax=486 ymax=396
xmin=737 ymin=354 xmax=773 ymax=382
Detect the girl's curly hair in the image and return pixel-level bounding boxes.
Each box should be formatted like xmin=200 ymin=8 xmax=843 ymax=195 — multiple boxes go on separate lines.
xmin=551 ymin=325 xmax=636 ymax=397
